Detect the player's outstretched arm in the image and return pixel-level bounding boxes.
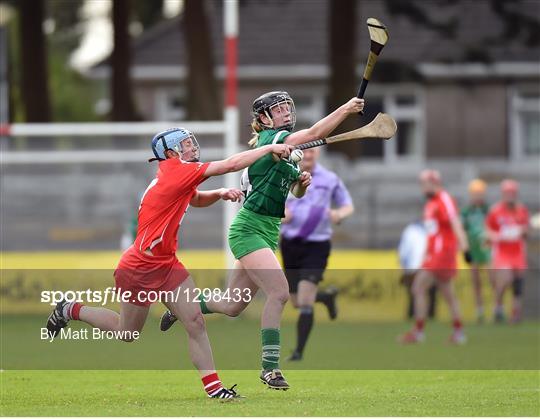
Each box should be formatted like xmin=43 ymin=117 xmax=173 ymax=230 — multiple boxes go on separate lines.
xmin=204 ymin=143 xmax=293 ymax=177
xmin=190 ymin=188 xmax=243 ymax=207
xmin=285 ymin=97 xmax=365 ymax=146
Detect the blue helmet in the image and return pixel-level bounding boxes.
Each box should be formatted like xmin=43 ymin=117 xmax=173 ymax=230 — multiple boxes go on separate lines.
xmin=150 ymin=127 xmax=200 ymax=162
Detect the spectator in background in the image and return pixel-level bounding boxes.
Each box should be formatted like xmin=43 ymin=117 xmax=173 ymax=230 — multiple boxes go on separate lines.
xmin=486 ymin=179 xmax=529 ymax=323
xmin=280 ymin=147 xmax=354 ymax=361
xmin=461 ymin=179 xmax=494 ymax=323
xmin=397 ymin=220 xmax=436 ymax=320
xmin=399 ymin=169 xmax=471 ymax=345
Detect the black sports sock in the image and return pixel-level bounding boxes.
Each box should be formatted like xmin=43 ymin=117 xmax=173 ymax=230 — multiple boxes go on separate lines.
xmin=295 ymin=306 xmax=314 ymax=355
xmin=316 ymin=291 xmax=330 ymax=305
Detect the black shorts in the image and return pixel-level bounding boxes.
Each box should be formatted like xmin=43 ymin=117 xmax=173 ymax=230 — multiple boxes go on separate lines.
xmin=280 ymin=237 xmax=331 ymax=293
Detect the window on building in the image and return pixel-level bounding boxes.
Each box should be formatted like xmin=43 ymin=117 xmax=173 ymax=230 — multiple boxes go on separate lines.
xmin=321 ymin=88 xmax=425 ymax=161
xmin=381 ymin=89 xmax=425 ymax=162
xmin=155 ymin=88 xmax=186 ymax=120
xmin=509 ymin=86 xmax=540 ymax=160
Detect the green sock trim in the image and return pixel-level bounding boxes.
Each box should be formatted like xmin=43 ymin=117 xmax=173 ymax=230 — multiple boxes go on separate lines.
xmin=261 ymin=328 xmax=280 ymax=370
xmin=199 ymin=299 xmax=212 ymax=314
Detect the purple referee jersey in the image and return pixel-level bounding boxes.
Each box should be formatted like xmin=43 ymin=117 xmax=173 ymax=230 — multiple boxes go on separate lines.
xmin=281 ymin=164 xmax=352 ymax=242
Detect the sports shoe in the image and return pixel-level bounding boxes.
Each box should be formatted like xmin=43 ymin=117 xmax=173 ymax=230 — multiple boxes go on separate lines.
xmin=208 ymin=384 xmax=243 ymax=400
xmin=260 ymin=369 xmax=290 ymax=390
xmin=397 ymin=329 xmax=425 ymax=344
xmin=447 ymin=330 xmax=467 ymax=345
xmin=286 ymin=350 xmax=302 ymax=362
xmin=46 ymin=299 xmax=70 ymax=339
xmin=325 ymin=286 xmax=339 ymax=320
xmin=160 ymin=310 xmax=178 ymax=331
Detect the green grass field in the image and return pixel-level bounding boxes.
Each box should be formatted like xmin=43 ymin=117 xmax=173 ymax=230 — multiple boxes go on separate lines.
xmin=2 ymin=370 xmax=539 ymax=416
xmin=1 ymin=316 xmax=539 ymax=416
xmin=1 ymin=251 xmax=539 ymax=416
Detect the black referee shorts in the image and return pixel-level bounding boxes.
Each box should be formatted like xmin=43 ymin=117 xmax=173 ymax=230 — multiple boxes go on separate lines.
xmin=280 ymin=237 xmax=331 ymax=293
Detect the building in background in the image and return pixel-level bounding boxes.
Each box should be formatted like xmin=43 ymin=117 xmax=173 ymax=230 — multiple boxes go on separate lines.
xmin=89 ymin=0 xmax=540 ymax=163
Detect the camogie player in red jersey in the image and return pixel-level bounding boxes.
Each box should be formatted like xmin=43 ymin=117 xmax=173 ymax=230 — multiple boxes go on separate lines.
xmin=399 ymin=169 xmax=471 ymax=345
xmin=46 ymin=127 xmax=294 ymax=400
xmin=486 ymin=179 xmax=530 ymax=323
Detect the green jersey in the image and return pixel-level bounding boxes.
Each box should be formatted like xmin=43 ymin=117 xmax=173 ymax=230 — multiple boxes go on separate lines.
xmin=461 ymin=203 xmax=491 ymax=263
xmin=240 ymin=129 xmax=301 ymax=218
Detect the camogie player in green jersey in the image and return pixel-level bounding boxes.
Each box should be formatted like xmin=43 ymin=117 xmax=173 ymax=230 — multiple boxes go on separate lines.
xmin=461 ymin=179 xmax=494 ymax=323
xmin=160 ymin=91 xmax=364 ymax=390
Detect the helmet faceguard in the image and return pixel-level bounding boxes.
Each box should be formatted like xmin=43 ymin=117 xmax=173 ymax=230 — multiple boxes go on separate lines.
xmin=252 ymin=91 xmax=296 ymax=132
xmin=150 ymin=128 xmax=200 ymax=162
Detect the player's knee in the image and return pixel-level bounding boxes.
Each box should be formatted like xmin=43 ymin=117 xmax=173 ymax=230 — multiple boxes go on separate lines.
xmin=270 ymin=289 xmax=289 ymax=306
xmin=224 ymin=302 xmax=245 ymax=317
xmin=183 ymin=311 xmax=206 ymax=335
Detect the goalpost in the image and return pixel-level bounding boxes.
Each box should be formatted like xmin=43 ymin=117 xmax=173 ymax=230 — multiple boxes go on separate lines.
xmin=1 ymin=0 xmax=240 ymax=267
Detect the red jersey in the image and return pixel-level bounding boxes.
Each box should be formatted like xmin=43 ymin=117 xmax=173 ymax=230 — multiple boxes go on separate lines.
xmin=423 ymin=190 xmax=459 ymax=256
xmin=134 ymin=159 xmax=210 ymax=256
xmin=486 ymin=202 xmax=529 ymax=258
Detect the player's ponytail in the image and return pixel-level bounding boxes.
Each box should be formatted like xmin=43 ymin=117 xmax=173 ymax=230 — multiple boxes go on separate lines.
xmin=248 ymin=118 xmax=263 ymax=148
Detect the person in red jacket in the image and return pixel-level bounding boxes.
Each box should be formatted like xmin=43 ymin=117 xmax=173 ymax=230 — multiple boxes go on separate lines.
xmin=486 ymin=179 xmax=529 ymax=323
xmin=45 ymin=127 xmax=293 ymax=400
xmin=399 ymin=169 xmax=471 ymax=345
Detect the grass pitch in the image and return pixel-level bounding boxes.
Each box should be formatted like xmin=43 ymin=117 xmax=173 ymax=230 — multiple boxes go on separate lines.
xmin=1 ymin=250 xmax=539 ymax=416
xmin=2 ymin=370 xmax=539 ymax=416
xmin=1 ymin=317 xmax=539 ymax=416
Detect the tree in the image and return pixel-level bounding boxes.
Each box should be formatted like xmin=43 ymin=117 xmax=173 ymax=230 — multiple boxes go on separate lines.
xmin=327 ymin=0 xmax=359 ymax=156
xmin=182 ymin=0 xmax=220 ymax=120
xmin=111 ymin=0 xmax=138 ymax=121
xmin=133 ymin=0 xmax=163 ymax=30
xmin=17 ymin=0 xmax=51 ymax=122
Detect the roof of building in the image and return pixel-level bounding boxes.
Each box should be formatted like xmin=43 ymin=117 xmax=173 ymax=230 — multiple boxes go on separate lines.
xmin=94 ymin=0 xmax=540 ymax=71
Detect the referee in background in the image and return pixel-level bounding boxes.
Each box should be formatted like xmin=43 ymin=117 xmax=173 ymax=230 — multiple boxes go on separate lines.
xmin=281 ymin=147 xmax=354 ymax=361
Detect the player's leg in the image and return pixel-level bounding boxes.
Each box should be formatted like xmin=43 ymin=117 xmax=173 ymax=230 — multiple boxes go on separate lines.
xmin=470 ymin=264 xmax=485 ymax=322
xmin=510 ymin=270 xmax=524 ymax=323
xmin=289 ymin=292 xmax=299 ymax=308
xmin=437 ymin=280 xmax=466 ymax=344
xmin=46 ymin=299 xmax=148 ymax=342
xmin=240 ymin=248 xmax=290 ymax=390
xmin=160 ymin=261 xmax=258 ymax=331
xmin=288 ymin=279 xmax=317 ymax=361
xmin=204 ymin=260 xmax=259 ymax=316
xmin=310 ymin=241 xmax=336 ymax=319
xmin=493 ymin=269 xmax=512 ymax=322
xmin=427 ymin=283 xmax=437 ymax=319
xmin=399 ymin=272 xmax=415 ymax=319
xmin=163 ymin=277 xmax=240 ymax=399
xmin=399 ymin=269 xmax=434 ymax=343
xmin=315 ymin=286 xmax=338 ymax=319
